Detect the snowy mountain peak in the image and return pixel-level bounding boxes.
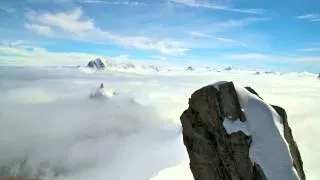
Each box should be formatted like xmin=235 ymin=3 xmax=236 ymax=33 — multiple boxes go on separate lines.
xmin=87 ymin=58 xmax=105 ymax=69
xmin=187 ymin=66 xmax=194 ymax=71
xmin=224 ymin=66 xmax=232 ymax=71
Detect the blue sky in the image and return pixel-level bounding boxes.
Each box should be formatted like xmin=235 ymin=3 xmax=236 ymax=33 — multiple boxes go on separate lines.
xmin=0 ymin=0 xmax=320 ymax=72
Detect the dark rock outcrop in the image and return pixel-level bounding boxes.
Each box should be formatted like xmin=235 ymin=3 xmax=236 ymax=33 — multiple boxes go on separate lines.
xmin=180 ymin=82 xmax=305 ymax=180
xmin=87 ymin=58 xmax=105 ymax=69
xmin=271 ymin=105 xmax=305 ymax=180
xmin=224 ymin=66 xmax=232 ymax=71
xmin=187 ymin=66 xmax=194 ymax=71
xmin=318 ymin=73 xmax=320 ymax=79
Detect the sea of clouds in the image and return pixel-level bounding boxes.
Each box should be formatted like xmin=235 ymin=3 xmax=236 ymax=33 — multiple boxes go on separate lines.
xmin=0 ymin=66 xmax=319 ymax=180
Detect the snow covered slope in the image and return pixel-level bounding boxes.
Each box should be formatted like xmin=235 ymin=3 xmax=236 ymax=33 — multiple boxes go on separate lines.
xmin=224 ymin=85 xmax=300 ymax=179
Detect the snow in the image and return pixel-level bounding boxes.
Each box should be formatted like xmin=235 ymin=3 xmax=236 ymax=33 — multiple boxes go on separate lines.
xmin=234 ymin=85 xmax=299 ymax=180
xmin=223 ymin=118 xmax=250 ymax=136
xmin=0 ymin=66 xmax=319 ymax=179
xmin=149 ymin=162 xmax=193 ymax=180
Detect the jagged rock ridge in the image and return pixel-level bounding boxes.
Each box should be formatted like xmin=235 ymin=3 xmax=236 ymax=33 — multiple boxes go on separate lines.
xmin=87 ymin=58 xmax=105 ymax=69
xmin=180 ymin=81 xmax=305 ymax=180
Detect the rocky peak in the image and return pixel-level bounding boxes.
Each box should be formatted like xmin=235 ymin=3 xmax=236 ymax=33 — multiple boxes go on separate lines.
xmin=180 ymin=81 xmax=305 ymax=180
xmin=87 ymin=58 xmax=105 ymax=69
xmin=187 ymin=66 xmax=194 ymax=71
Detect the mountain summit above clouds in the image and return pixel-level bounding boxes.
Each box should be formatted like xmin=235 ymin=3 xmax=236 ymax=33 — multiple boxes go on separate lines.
xmin=87 ymin=58 xmax=105 ymax=69
xmin=180 ymin=81 xmax=305 ymax=180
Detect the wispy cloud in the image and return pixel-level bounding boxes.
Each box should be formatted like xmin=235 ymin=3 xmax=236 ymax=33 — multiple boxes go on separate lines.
xmin=25 ymin=8 xmax=188 ymax=55
xmin=169 ymin=0 xmax=264 ymax=14
xmin=299 ymin=47 xmax=320 ymax=52
xmin=189 ymin=31 xmax=246 ymax=46
xmin=28 ymin=0 xmax=144 ymax=6
xmin=210 ymin=18 xmax=269 ymax=30
xmin=224 ymin=52 xmax=320 ymax=65
xmin=293 ymin=56 xmax=320 ymax=65
xmin=0 ymin=40 xmax=37 ymax=47
xmin=25 ymin=23 xmax=54 ymax=36
xmin=296 ymin=14 xmax=320 ymax=22
xmin=226 ymin=53 xmax=270 ymax=61
xmin=82 ymin=0 xmax=144 ymax=6
xmin=189 ymin=31 xmax=211 ymax=38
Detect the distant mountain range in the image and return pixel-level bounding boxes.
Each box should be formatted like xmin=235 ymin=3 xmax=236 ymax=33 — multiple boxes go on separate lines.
xmin=83 ymin=58 xmax=319 ymax=79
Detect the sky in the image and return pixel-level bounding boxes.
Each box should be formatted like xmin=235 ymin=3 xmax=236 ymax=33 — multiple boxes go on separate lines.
xmin=0 ymin=0 xmax=320 ymax=72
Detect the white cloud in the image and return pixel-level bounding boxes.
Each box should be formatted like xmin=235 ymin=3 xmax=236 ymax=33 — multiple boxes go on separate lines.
xmin=296 ymin=14 xmax=320 ymax=22
xmin=293 ymin=56 xmax=320 ymax=65
xmin=26 ymin=8 xmax=94 ymax=36
xmin=189 ymin=31 xmax=247 ymax=46
xmin=215 ymin=37 xmax=235 ymax=43
xmin=25 ymin=8 xmax=189 ymax=55
xmin=169 ymin=0 xmax=264 ymax=14
xmin=0 ymin=40 xmax=37 ymax=47
xmin=25 ymin=23 xmax=54 ymax=36
xmin=226 ymin=53 xmax=270 ymax=61
xmin=0 ymin=44 xmax=103 ymax=66
xmin=1 ymin=61 xmax=320 ymax=179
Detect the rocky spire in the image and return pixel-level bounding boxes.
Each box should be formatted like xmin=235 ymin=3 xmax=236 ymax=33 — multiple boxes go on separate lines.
xmin=180 ymin=81 xmax=305 ymax=180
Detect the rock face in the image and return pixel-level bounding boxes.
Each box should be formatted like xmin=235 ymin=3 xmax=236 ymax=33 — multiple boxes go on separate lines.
xmin=187 ymin=66 xmax=194 ymax=71
xmin=318 ymin=73 xmax=320 ymax=79
xmin=180 ymin=81 xmax=305 ymax=180
xmin=87 ymin=58 xmax=105 ymax=69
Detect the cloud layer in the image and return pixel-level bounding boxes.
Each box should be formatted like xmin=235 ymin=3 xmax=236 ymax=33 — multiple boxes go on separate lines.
xmin=0 ymin=66 xmax=319 ymax=179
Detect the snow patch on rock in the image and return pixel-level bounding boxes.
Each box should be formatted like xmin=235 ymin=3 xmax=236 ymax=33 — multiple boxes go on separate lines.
xmin=223 ymin=118 xmax=250 ymax=136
